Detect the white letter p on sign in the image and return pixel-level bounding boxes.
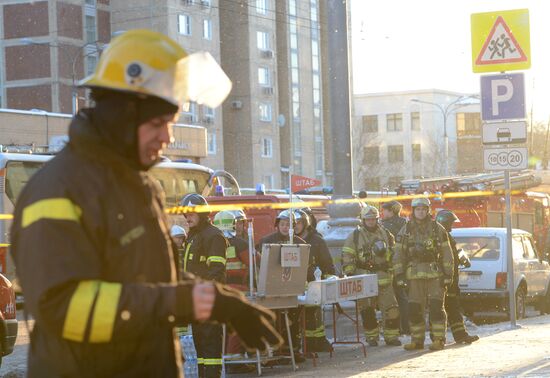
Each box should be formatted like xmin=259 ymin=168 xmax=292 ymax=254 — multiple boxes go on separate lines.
xmin=491 ymin=79 xmax=513 ymax=117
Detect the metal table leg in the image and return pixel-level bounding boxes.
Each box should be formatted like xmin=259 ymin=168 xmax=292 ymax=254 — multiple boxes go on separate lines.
xmin=284 ymin=310 xmax=297 ymax=371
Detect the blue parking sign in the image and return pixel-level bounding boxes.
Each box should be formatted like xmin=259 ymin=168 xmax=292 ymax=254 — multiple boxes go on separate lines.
xmin=480 ymin=73 xmax=525 ymax=121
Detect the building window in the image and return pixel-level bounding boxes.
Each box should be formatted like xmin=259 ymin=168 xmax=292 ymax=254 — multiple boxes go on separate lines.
xmin=257 ymin=31 xmax=269 ymax=50
xmin=256 ymin=0 xmax=267 ymax=14
xmin=412 ymin=144 xmax=421 ymax=162
xmin=363 ymin=146 xmax=379 ymax=164
xmin=85 ymin=15 xmax=97 ymax=43
xmin=364 ymin=177 xmax=380 ymax=191
xmin=289 ymin=0 xmax=297 ymax=16
xmin=387 ymin=176 xmax=404 ymax=190
xmin=456 ymin=112 xmax=481 ymax=136
xmin=178 ymin=14 xmax=191 ymax=35
xmin=203 ymin=106 xmax=214 ymax=123
xmin=258 ymin=67 xmax=271 ymax=86
xmin=411 ymin=112 xmax=420 ymax=131
xmin=204 ymin=106 xmax=215 ymax=117
xmin=388 ymin=145 xmax=404 ymax=163
xmin=259 ymin=103 xmax=272 ymax=121
xmin=362 ymin=115 xmax=378 ymax=133
xmin=207 ymin=132 xmax=216 ymax=155
xmin=183 ymin=102 xmax=198 ymax=123
xmin=203 ymin=19 xmax=212 ymax=40
xmin=85 ymin=0 xmax=96 ymax=5
xmin=386 ymin=113 xmax=403 ymax=132
xmin=85 ymin=55 xmax=98 ymax=76
xmin=261 ymin=138 xmax=273 ymax=157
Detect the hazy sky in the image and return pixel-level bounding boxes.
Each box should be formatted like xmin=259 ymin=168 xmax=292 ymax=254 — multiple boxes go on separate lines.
xmin=350 ymin=0 xmax=550 ymax=122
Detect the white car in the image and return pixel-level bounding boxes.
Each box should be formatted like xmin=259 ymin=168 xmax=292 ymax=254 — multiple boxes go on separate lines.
xmin=451 ymin=227 xmax=550 ymax=319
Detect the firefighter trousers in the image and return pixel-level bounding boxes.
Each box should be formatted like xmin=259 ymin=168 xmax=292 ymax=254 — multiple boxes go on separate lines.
xmin=193 ymin=323 xmax=223 ymax=378
xmin=305 ymin=305 xmax=330 ymax=352
xmin=445 ymin=286 xmax=468 ymax=340
xmin=359 ymin=284 xmax=400 ymax=342
xmin=408 ymin=278 xmax=446 ymax=344
xmin=393 ymin=280 xmax=410 ymax=334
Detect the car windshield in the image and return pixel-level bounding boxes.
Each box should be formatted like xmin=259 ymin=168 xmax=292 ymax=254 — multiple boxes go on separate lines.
xmin=454 ymin=236 xmax=501 ymax=260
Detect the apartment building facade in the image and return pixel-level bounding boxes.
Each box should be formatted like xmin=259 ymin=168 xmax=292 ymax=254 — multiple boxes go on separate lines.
xmin=354 ymin=89 xmax=481 ymax=191
xmin=0 ymin=0 xmax=330 ymax=188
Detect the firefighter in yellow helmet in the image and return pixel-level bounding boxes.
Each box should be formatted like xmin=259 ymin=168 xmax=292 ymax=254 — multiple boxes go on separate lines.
xmin=10 ymin=29 xmax=281 ymax=377
xmin=393 ymin=197 xmax=454 ymax=351
xmin=342 ymin=205 xmax=401 ymax=346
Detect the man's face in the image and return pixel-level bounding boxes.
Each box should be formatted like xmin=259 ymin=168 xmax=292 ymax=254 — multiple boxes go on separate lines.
xmin=137 ymin=114 xmax=176 ymax=167
xmin=363 ymin=218 xmax=378 ymax=228
xmin=184 ymin=213 xmax=200 ymax=229
xmin=295 ymin=220 xmax=305 ymax=235
xmin=278 ymin=219 xmax=290 ymax=236
xmin=382 ymin=209 xmax=394 ymax=219
xmin=173 ymin=235 xmax=186 ymax=247
xmin=414 ymin=206 xmax=429 ymax=220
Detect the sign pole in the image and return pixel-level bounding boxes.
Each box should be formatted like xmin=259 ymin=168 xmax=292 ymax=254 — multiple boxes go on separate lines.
xmin=289 ymin=171 xmax=294 ymax=244
xmin=504 ymin=170 xmax=516 ymax=327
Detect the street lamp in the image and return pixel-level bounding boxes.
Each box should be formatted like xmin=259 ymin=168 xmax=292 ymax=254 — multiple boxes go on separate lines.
xmin=20 ymin=38 xmax=102 ymax=114
xmin=410 ymin=95 xmax=479 ymax=176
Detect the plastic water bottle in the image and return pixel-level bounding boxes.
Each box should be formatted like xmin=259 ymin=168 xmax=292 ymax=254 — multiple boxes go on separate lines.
xmin=181 ymin=334 xmax=199 ymax=378
xmin=314 ymin=266 xmax=322 ymax=281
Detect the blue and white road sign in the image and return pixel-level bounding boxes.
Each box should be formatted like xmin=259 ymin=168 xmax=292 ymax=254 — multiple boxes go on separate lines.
xmin=480 ymin=73 xmax=525 ymax=121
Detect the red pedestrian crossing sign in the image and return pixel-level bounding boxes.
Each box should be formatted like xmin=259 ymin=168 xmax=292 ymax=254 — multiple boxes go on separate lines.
xmin=471 ymin=9 xmax=530 ymax=73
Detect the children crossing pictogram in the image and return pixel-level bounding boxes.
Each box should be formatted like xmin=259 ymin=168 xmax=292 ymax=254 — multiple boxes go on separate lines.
xmin=475 ymin=16 xmax=527 ymax=65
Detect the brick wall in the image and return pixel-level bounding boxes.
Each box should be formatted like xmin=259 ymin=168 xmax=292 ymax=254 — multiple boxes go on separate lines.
xmin=3 ymin=2 xmax=49 ymax=39
xmin=7 ymin=85 xmax=52 ymax=111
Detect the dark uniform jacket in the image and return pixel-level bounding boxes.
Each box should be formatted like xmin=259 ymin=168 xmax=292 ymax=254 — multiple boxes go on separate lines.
xmin=381 ymin=216 xmax=407 ymax=239
xmin=183 ymin=221 xmax=227 ymax=283
xmin=257 ymin=231 xmax=306 ymax=251
xmin=447 ymin=231 xmax=460 ymax=293
xmin=10 ymin=113 xmax=194 ymax=378
xmin=300 ymin=229 xmax=335 ymax=282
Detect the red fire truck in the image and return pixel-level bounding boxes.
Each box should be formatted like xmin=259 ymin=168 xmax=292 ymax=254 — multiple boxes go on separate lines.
xmin=398 ymin=172 xmax=550 ymax=254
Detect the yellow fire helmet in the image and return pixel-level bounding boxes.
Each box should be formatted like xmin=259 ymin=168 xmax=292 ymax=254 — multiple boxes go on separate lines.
xmin=80 ymin=29 xmax=232 ymax=109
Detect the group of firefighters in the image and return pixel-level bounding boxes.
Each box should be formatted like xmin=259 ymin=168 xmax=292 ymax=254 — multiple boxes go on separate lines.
xmin=8 ymin=29 xmax=480 ymax=378
xmin=168 ymin=190 xmax=481 ymax=376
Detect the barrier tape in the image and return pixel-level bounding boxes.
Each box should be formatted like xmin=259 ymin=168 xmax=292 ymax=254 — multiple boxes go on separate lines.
xmin=0 ymin=188 xmax=528 ymax=221
xmin=165 ymin=189 xmax=526 ymax=214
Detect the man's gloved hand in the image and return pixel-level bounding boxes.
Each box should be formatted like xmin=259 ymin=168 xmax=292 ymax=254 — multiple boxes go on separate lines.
xmin=395 ymin=273 xmax=407 ymax=289
xmin=209 ymin=282 xmax=283 ymax=351
xmin=441 ymin=275 xmax=452 ymax=289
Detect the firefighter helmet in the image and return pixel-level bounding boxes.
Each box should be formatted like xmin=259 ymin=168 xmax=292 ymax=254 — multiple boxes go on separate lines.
xmin=360 ymin=205 xmax=380 ymax=220
xmin=232 ymin=209 xmax=247 ymax=220
xmin=80 ymin=29 xmax=232 ymax=108
xmin=213 ymin=210 xmax=237 ymax=237
xmin=294 ymin=209 xmax=310 ymax=229
xmin=180 ymin=193 xmax=209 ymax=212
xmin=382 ymin=200 xmax=403 ymax=215
xmin=170 ymin=225 xmax=186 ymax=238
xmin=411 ymin=197 xmax=431 ymax=208
xmin=275 ymin=209 xmax=300 ymax=226
xmin=436 ymin=209 xmax=459 ymax=230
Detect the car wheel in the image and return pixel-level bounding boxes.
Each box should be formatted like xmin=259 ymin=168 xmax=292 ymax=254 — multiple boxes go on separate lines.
xmin=515 ymin=287 xmax=527 ymax=319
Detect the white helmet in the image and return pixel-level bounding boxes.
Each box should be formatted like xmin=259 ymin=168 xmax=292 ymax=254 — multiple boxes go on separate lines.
xmin=170 ymin=225 xmax=186 ymax=238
